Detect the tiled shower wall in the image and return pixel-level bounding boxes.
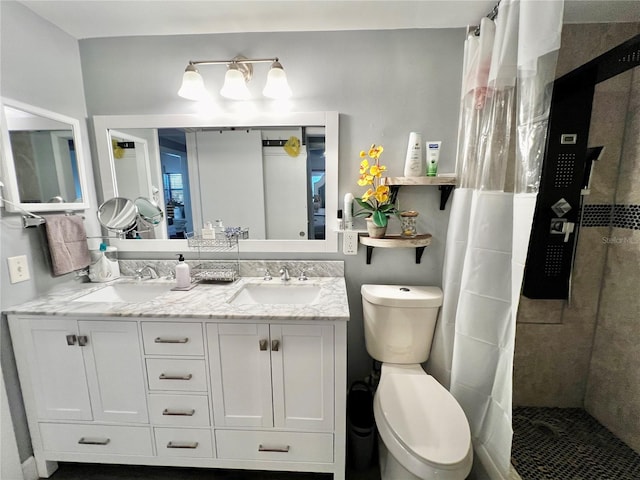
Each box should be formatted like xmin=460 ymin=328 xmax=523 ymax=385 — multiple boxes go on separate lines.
xmin=584 ymin=64 xmax=640 ymax=453
xmin=514 ymin=22 xmax=640 ymax=416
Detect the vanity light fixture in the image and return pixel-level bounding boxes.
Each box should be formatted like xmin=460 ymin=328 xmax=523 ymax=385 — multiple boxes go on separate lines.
xmin=178 ymin=55 xmax=292 ymax=101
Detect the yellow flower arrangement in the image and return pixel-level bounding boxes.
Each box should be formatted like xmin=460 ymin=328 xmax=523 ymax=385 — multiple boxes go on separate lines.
xmin=354 ymin=144 xmax=398 ymax=227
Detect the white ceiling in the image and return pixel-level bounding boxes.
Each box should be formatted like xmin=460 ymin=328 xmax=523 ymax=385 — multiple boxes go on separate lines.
xmin=19 ymin=0 xmax=640 ymax=40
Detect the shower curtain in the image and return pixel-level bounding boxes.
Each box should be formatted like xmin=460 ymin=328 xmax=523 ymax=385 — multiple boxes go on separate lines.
xmin=427 ymin=1 xmax=564 ymax=478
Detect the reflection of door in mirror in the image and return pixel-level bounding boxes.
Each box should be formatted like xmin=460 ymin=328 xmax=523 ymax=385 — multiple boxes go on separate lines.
xmin=6 ymin=107 xmax=81 ymax=203
xmin=109 ymin=129 xmax=167 ymax=239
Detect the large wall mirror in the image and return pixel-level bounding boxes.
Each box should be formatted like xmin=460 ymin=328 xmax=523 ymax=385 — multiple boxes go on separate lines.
xmin=93 ymin=111 xmax=338 ymax=253
xmin=0 ymin=98 xmax=90 ymax=212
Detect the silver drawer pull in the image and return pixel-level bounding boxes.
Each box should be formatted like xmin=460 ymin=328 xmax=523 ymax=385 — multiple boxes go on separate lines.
xmin=271 ymin=339 xmax=280 ymax=352
xmin=78 ymin=437 xmax=110 ymax=446
xmin=167 ymin=441 xmax=199 ymax=449
xmin=162 ymin=408 xmax=195 ymax=416
xmin=77 ymin=335 xmax=89 ymax=347
xmin=258 ymin=444 xmax=290 ymax=453
xmin=259 ymin=339 xmax=268 ymax=351
xmin=159 ymin=373 xmax=193 ymax=380
xmin=154 ymin=337 xmax=189 ymax=344
xmin=66 ymin=334 xmax=77 ymax=346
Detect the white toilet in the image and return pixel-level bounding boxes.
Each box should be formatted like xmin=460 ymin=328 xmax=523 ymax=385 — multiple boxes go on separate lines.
xmin=361 ymin=284 xmax=473 ymax=480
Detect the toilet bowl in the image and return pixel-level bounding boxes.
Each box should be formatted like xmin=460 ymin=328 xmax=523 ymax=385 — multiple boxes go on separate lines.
xmin=361 ymin=284 xmax=473 ymax=480
xmin=374 ymin=364 xmax=472 ymax=480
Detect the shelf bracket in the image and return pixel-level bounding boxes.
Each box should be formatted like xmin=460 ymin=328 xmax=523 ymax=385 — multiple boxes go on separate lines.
xmin=438 ymin=185 xmax=455 ymax=210
xmin=389 ymin=186 xmax=400 ymax=205
xmin=366 ymin=246 xmax=374 ymax=265
xmin=415 ymin=246 xmax=426 ymax=264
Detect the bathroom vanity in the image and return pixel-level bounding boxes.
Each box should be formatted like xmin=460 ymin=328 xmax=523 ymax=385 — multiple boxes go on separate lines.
xmin=6 ymin=272 xmax=349 ymax=479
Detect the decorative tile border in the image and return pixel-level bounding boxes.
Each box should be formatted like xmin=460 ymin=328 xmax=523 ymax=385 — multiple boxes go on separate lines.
xmin=582 ymin=204 xmax=640 ymax=230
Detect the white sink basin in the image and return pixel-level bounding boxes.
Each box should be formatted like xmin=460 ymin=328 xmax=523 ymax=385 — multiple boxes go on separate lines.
xmin=73 ymin=283 xmax=172 ymax=303
xmin=229 ymin=283 xmax=322 ymax=305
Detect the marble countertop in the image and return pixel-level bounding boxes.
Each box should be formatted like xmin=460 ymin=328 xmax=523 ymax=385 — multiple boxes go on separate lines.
xmin=5 ymin=276 xmax=350 ymax=321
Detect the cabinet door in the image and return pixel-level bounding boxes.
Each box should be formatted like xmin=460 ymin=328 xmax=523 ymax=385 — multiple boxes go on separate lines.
xmin=207 ymin=323 xmax=273 ymax=427
xmin=80 ymin=321 xmax=148 ymax=423
xmin=271 ymin=324 xmax=334 ymax=431
xmin=23 ymin=318 xmax=92 ymax=421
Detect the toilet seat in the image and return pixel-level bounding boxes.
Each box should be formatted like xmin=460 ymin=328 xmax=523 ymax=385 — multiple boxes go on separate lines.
xmin=374 ymin=364 xmax=472 ymax=479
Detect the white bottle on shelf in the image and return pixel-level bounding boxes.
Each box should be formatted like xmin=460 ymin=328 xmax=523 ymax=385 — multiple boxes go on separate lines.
xmin=403 ymin=132 xmax=423 ymax=177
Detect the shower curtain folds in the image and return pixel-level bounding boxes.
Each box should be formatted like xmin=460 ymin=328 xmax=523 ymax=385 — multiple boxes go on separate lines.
xmin=427 ymin=1 xmax=564 ymax=478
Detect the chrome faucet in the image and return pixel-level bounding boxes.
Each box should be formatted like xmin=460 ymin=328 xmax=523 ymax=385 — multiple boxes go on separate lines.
xmin=135 ymin=265 xmax=159 ymax=280
xmin=279 ymin=267 xmax=290 ymax=281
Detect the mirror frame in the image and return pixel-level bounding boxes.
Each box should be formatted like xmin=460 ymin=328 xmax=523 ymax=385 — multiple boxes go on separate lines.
xmin=93 ymin=111 xmax=339 ymax=253
xmin=0 ymin=98 xmax=91 ymax=212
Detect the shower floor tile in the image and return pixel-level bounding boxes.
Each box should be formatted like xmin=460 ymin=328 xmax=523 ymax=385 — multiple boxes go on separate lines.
xmin=512 ymin=407 xmax=640 ymax=480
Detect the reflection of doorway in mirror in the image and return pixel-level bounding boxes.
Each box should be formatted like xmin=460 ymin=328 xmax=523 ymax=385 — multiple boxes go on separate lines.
xmin=159 ymin=129 xmax=193 ymax=240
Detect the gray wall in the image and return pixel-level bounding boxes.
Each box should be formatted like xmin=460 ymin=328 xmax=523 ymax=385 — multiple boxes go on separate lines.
xmin=0 ymin=1 xmax=103 ymax=463
xmin=78 ymin=30 xmax=464 ymax=383
xmin=2 ymin=2 xmax=465 ymax=462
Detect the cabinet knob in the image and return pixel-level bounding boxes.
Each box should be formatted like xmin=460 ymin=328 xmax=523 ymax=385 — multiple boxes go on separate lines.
xmin=77 ymin=335 xmax=88 ymax=347
xmin=271 ymin=339 xmax=280 ymax=352
xmin=259 ymin=339 xmax=268 ymax=351
xmin=66 ymin=334 xmax=77 ymax=346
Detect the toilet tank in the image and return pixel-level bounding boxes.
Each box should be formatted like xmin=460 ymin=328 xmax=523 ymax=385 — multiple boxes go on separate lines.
xmin=361 ymin=285 xmax=443 ymax=364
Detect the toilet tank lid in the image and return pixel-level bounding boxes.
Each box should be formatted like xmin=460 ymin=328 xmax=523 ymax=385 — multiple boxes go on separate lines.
xmin=361 ymin=285 xmax=443 ymax=308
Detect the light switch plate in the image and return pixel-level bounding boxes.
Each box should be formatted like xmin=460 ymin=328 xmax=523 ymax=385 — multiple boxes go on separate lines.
xmin=343 ymin=231 xmax=358 ymax=255
xmin=8 ymin=255 xmax=30 ymax=283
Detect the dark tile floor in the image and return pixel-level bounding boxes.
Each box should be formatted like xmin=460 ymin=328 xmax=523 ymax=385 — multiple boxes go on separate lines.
xmin=45 ymin=462 xmax=380 ymax=480
xmin=512 ymin=407 xmax=640 ymax=480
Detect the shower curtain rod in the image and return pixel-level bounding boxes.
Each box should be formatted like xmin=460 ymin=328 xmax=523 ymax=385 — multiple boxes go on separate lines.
xmin=472 ymin=1 xmax=500 ymax=36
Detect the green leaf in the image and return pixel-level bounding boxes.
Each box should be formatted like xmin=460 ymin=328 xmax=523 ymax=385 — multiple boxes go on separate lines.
xmin=354 ymin=197 xmax=372 ymax=210
xmin=372 ymin=210 xmax=388 ymax=227
xmin=378 ymin=204 xmax=397 ymax=213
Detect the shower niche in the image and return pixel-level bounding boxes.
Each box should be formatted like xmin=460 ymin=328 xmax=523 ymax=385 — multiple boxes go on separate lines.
xmin=522 ymin=33 xmax=640 ymax=300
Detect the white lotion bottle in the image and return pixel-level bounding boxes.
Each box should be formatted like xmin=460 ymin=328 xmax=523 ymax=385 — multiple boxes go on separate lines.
xmin=175 ymin=254 xmax=191 ymax=288
xmin=403 ymin=132 xmax=423 ymax=177
xmin=344 ymin=193 xmax=354 ymax=230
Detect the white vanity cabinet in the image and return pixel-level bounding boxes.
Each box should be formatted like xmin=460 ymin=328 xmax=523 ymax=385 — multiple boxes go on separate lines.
xmin=9 ymin=313 xmax=347 ymax=479
xmin=13 ymin=317 xmax=148 ymax=424
xmin=207 ymin=323 xmax=334 ymax=431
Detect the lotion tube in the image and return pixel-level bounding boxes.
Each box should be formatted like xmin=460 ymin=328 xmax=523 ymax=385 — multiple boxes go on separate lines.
xmin=426 ymin=141 xmax=441 ymax=176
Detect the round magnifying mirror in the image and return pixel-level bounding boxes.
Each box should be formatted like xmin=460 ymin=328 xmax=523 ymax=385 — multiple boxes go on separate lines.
xmin=97 ymin=197 xmax=138 ymax=233
xmin=135 ymin=196 xmax=164 ymax=227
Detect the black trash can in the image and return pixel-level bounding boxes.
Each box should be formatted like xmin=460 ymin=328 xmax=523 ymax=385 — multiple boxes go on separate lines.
xmin=347 ymin=381 xmax=376 ymax=470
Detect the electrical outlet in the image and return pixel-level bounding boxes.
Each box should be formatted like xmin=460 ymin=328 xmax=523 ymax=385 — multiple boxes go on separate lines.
xmin=343 ymin=231 xmax=358 ymax=255
xmin=8 ymin=255 xmax=30 ymax=284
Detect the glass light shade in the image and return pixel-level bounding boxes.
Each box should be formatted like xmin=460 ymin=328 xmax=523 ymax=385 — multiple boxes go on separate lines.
xmin=263 ymin=63 xmax=292 ymax=99
xmin=177 ymin=67 xmax=208 ymax=101
xmin=220 ymin=67 xmax=251 ymax=100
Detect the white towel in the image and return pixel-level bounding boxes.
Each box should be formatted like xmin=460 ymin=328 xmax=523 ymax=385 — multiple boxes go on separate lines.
xmin=43 ymin=214 xmax=91 ymax=276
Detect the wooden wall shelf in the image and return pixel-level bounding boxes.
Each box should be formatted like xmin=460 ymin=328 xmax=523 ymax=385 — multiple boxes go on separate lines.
xmin=381 ymin=175 xmax=457 ymax=210
xmin=360 ymin=234 xmax=432 ymax=264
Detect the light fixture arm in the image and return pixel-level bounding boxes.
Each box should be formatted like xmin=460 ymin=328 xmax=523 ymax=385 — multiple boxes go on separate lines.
xmin=188 ymin=57 xmax=279 ymax=67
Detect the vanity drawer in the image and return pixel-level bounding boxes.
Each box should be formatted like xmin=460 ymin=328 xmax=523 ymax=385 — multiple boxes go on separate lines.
xmin=142 ymin=322 xmax=204 ymax=356
xmin=215 ymin=430 xmax=333 ymax=463
xmin=39 ymin=423 xmax=152 ymax=456
xmin=146 ymin=359 xmax=207 ymax=392
xmin=148 ymin=394 xmax=210 ymax=426
xmin=154 ymin=427 xmax=214 ymax=458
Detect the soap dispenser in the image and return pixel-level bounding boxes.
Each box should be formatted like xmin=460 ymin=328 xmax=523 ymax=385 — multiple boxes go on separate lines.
xmin=175 ymin=254 xmax=191 ymax=289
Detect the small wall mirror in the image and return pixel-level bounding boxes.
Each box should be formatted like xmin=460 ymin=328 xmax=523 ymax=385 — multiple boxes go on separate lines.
xmin=0 ymin=98 xmax=90 ymax=212
xmin=97 ymin=197 xmax=138 ymax=233
xmin=135 ymin=196 xmax=163 ymax=226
